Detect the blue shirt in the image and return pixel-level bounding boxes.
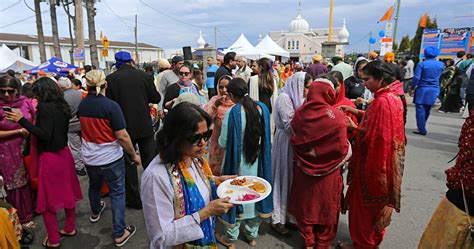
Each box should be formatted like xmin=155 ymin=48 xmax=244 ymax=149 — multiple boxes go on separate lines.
xmin=205 ymin=64 xmax=218 ymax=89
xmin=412 ymin=58 xmax=444 ymax=105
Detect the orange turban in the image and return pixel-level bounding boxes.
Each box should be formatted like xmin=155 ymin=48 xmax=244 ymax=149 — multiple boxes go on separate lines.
xmin=384 ymin=52 xmax=395 ymax=63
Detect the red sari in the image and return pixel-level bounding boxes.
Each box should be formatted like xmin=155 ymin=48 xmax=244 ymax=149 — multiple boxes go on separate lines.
xmin=288 ymin=79 xmax=350 ymax=247
xmin=347 ymin=80 xmax=406 ymax=248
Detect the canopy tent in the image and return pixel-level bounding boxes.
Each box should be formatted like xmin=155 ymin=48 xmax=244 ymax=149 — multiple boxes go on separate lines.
xmin=27 ymin=57 xmax=78 ymax=76
xmin=0 ymin=44 xmax=36 ymax=73
xmin=255 ymin=34 xmax=290 ymax=58
xmin=223 ymin=33 xmax=274 ymax=60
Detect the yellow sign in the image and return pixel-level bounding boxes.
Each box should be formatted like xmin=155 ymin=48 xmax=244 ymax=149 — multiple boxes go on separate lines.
xmin=101 ymin=36 xmax=109 ymax=48
xmin=101 ymin=48 xmax=109 ymax=57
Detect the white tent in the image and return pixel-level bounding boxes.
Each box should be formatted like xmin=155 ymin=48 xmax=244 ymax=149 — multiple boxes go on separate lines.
xmin=255 ymin=34 xmax=290 ymax=58
xmin=223 ymin=33 xmax=274 ymax=60
xmin=0 ymin=44 xmax=36 ymax=73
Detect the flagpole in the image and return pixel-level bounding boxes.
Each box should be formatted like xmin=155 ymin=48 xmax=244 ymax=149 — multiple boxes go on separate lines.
xmin=393 ymin=0 xmax=401 ymax=46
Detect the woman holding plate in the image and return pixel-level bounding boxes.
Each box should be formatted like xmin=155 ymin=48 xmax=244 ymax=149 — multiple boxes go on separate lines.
xmin=140 ymin=103 xmax=234 ymax=249
xmin=218 ymin=78 xmax=273 ymax=248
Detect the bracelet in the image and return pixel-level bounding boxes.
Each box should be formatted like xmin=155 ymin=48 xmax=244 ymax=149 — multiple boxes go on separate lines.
xmin=18 ymin=128 xmax=23 ymax=135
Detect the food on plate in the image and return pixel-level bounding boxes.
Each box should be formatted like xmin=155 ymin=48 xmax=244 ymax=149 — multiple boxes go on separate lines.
xmin=225 ymin=189 xmax=234 ymax=194
xmin=237 ymin=193 xmax=260 ymax=201
xmin=249 ymin=182 xmax=266 ymax=193
xmin=230 ymin=177 xmax=250 ymax=186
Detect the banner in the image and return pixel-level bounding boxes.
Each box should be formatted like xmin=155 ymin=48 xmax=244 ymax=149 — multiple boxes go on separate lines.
xmin=439 ymin=27 xmax=471 ymax=58
xmin=380 ymin=37 xmax=393 ymax=56
xmin=419 ymin=29 xmax=442 ymax=59
xmin=469 ymin=31 xmax=474 ymax=54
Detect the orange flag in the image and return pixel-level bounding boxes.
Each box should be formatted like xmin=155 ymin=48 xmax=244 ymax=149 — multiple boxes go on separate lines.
xmin=419 ymin=13 xmax=428 ymax=28
xmin=378 ymin=5 xmax=394 ymax=23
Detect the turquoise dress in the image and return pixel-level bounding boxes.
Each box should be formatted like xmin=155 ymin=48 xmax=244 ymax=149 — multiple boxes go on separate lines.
xmin=218 ymin=108 xmax=258 ymax=219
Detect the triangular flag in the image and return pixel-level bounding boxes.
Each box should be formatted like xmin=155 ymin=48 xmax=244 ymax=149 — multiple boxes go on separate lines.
xmin=419 ymin=13 xmax=428 ymax=28
xmin=378 ymin=5 xmax=394 ymax=23
xmin=99 ymin=30 xmax=103 ymax=40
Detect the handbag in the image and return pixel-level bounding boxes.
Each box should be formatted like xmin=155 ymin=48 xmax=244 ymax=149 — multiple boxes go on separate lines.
xmin=460 ymin=180 xmax=474 ymax=239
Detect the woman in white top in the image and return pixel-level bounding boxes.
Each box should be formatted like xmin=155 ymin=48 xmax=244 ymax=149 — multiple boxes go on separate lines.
xmin=141 ymin=102 xmax=234 ymax=249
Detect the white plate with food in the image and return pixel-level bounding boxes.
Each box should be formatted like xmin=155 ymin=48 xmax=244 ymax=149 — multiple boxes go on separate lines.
xmin=217 ymin=176 xmax=272 ymax=204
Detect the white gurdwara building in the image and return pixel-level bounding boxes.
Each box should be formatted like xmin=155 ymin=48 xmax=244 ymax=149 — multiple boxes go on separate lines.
xmin=269 ymin=13 xmax=350 ymax=63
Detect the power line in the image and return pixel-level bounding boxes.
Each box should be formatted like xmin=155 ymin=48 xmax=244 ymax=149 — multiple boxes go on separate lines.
xmin=101 ymin=0 xmax=133 ymax=29
xmin=138 ymin=0 xmax=213 ymax=30
xmin=216 ymin=28 xmax=233 ymax=43
xmin=0 ymin=0 xmax=21 ymax=12
xmin=0 ymin=9 xmax=49 ymax=29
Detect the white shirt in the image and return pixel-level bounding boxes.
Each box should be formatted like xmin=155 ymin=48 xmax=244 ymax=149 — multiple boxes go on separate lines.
xmin=405 ymin=59 xmax=414 ymax=79
xmin=141 ymin=156 xmax=211 ymax=249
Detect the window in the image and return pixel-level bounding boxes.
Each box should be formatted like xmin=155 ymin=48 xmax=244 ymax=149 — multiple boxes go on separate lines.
xmin=288 ymin=41 xmax=291 ymax=49
xmin=296 ymin=41 xmax=299 ymax=50
xmin=292 ymin=41 xmax=295 ymax=49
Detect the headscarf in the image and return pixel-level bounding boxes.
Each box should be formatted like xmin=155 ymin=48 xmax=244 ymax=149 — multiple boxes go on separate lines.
xmin=353 ymin=57 xmax=368 ymax=79
xmin=172 ymin=92 xmax=201 ymax=108
xmin=85 ymin=70 xmax=106 ymax=95
xmin=384 ymin=52 xmax=395 ymax=63
xmin=312 ymin=54 xmax=323 ymax=63
xmin=281 ymin=72 xmax=306 ymax=110
xmin=424 ymin=46 xmax=439 ymax=59
xmin=114 ymin=51 xmax=133 ymax=69
xmin=212 ymin=75 xmax=234 ymax=119
xmin=291 ymin=79 xmax=349 ymax=175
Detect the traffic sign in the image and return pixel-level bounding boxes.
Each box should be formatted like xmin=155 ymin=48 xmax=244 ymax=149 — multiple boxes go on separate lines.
xmin=73 ymin=48 xmax=85 ymax=61
xmin=101 ymin=36 xmax=110 ymax=48
xmin=101 ymin=48 xmax=109 ymax=57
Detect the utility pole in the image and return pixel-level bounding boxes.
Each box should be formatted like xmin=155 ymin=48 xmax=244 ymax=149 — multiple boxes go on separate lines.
xmin=34 ymin=0 xmax=46 ymax=62
xmin=62 ymin=0 xmax=75 ymax=65
xmin=86 ymin=0 xmax=99 ymax=67
xmin=74 ymin=0 xmax=84 ymax=66
xmin=50 ymin=0 xmax=62 ymax=59
xmin=393 ymin=0 xmax=401 ymax=47
xmin=214 ymin=27 xmax=217 ymax=49
xmin=135 ymin=14 xmax=139 ymax=65
xmin=368 ymin=31 xmax=372 ymax=54
xmin=328 ymin=0 xmax=334 ymax=42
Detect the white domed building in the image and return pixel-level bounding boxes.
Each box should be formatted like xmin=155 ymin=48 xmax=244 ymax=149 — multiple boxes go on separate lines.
xmin=269 ymin=13 xmax=350 ymax=63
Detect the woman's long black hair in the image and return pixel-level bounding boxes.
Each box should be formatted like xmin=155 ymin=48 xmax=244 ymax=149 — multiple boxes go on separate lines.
xmin=156 ymin=102 xmax=212 ymax=164
xmin=32 ymin=77 xmax=71 ymax=118
xmin=227 ymin=78 xmax=263 ymax=164
xmin=258 ymin=58 xmax=274 ymax=93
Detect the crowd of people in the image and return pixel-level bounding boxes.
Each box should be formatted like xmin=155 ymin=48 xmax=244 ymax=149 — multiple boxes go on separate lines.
xmin=0 ymin=46 xmax=472 ymax=249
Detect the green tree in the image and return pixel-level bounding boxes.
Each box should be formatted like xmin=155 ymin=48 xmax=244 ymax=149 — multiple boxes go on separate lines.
xmin=410 ymin=15 xmax=438 ymax=63
xmin=398 ymin=35 xmax=411 ymax=52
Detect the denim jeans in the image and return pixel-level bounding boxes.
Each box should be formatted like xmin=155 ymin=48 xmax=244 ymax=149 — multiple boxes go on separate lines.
xmin=86 ymin=157 xmax=126 ymax=238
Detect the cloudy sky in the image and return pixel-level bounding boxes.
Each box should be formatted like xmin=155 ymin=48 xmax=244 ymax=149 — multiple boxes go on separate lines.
xmin=0 ymin=0 xmax=473 ymax=54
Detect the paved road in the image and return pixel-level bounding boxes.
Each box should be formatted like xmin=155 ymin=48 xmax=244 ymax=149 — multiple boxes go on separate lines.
xmin=26 ymin=102 xmax=465 ymax=249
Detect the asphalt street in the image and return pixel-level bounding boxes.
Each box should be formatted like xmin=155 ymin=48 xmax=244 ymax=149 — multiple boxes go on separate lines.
xmin=25 ymin=101 xmax=466 ymax=249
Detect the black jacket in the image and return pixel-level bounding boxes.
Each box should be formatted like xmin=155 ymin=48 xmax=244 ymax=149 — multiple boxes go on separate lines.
xmin=19 ymin=103 xmax=70 ymax=153
xmin=106 ymin=64 xmax=161 ymax=140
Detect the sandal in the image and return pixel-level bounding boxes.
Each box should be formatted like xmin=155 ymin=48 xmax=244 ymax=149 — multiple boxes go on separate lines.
xmin=22 ymin=221 xmax=38 ymax=229
xmin=114 ymin=225 xmax=136 ymax=247
xmin=42 ymin=237 xmax=60 ymax=248
xmin=216 ymin=233 xmax=235 ymax=249
xmin=59 ymin=229 xmax=77 ymax=237
xmin=336 ymin=241 xmax=355 ymax=249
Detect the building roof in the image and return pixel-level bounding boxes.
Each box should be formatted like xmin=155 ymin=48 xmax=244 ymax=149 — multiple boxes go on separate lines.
xmin=0 ymin=32 xmax=162 ymax=50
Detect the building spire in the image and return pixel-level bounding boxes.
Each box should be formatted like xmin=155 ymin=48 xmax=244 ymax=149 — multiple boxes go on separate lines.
xmin=298 ymin=0 xmax=301 ymax=14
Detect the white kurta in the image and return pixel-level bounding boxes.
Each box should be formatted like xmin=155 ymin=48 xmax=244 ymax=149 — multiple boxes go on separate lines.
xmin=140 ymin=156 xmax=211 ymax=249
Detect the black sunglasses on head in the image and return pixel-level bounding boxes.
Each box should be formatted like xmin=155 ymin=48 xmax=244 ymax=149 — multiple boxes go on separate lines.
xmin=187 ymin=130 xmax=213 ymax=146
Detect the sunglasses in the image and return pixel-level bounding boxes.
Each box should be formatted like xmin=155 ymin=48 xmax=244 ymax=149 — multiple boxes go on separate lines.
xmin=0 ymin=89 xmax=16 ymax=95
xmin=179 ymin=72 xmax=190 ymax=76
xmin=187 ymin=130 xmax=213 ymax=146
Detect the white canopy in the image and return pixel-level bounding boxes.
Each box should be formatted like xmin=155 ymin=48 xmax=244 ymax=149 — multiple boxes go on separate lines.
xmin=255 ymin=34 xmax=290 ymax=58
xmin=223 ymin=33 xmax=274 ymax=60
xmin=0 ymin=44 xmax=36 ymax=73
